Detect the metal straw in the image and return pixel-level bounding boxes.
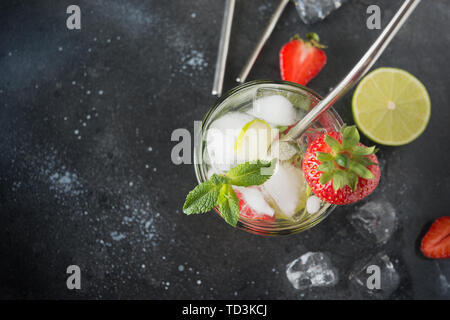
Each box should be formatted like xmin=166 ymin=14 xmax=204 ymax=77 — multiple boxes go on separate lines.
xmin=236 ymin=0 xmax=290 ymax=83
xmin=282 ymin=0 xmax=421 ymax=142
xmin=212 ymin=0 xmax=236 ymax=96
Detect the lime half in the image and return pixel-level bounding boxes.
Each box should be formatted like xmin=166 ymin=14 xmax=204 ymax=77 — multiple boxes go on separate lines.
xmin=352 ymin=67 xmax=431 ymax=146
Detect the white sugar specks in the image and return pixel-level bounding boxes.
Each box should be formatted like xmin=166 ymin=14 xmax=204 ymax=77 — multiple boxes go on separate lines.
xmin=182 ymin=50 xmax=208 ymax=71
xmin=110 ymin=231 xmax=126 ymax=241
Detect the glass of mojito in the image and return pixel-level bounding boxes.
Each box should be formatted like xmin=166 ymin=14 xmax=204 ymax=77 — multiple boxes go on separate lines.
xmin=193 ymin=80 xmax=344 ymax=235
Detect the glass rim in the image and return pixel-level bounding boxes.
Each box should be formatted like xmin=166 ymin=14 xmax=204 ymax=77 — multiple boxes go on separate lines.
xmin=194 ymin=80 xmax=343 ymax=236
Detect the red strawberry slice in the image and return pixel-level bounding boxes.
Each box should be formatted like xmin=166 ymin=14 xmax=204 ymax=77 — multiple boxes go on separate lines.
xmin=421 ymin=217 xmax=450 ymax=259
xmin=280 ymin=33 xmax=327 ymax=86
xmin=234 ymin=188 xmax=275 ymax=222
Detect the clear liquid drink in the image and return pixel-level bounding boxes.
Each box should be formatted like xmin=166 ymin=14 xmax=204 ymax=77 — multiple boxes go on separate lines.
xmin=194 ymin=81 xmax=343 ymax=235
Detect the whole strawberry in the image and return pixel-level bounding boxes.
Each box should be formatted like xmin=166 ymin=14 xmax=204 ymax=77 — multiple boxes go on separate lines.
xmin=280 ymin=33 xmax=327 ymax=86
xmin=302 ymin=126 xmax=380 ymax=205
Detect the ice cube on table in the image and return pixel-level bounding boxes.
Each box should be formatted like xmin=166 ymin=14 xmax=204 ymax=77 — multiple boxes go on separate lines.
xmin=206 ymin=112 xmax=253 ymax=173
xmin=293 ymin=0 xmax=347 ymax=24
xmin=252 ymin=95 xmax=299 ymax=126
xmin=262 ymin=162 xmax=305 ymax=217
xmin=286 ymin=252 xmax=338 ymax=290
xmin=348 ymin=201 xmax=397 ymax=245
xmin=348 ymin=253 xmax=400 ymax=299
xmin=234 ymin=186 xmax=274 ymax=217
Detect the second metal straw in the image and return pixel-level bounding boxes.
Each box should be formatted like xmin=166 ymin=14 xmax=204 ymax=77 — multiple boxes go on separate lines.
xmin=236 ymin=0 xmax=290 ymax=83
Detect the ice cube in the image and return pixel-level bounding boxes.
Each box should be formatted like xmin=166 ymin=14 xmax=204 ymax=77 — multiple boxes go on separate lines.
xmin=286 ymin=252 xmax=338 ymax=290
xmin=262 ymin=162 xmax=305 ymax=217
xmin=234 ymin=186 xmax=274 ymax=217
xmin=306 ymin=195 xmax=321 ymax=214
xmin=253 ymin=95 xmax=299 ymax=126
xmin=435 ymin=262 xmax=450 ymax=295
xmin=206 ymin=112 xmax=253 ymax=172
xmin=293 ymin=0 xmax=347 ymax=25
xmin=348 ymin=201 xmax=397 ymax=245
xmin=348 ymin=253 xmax=400 ymax=299
xmin=268 ymin=139 xmax=299 ymax=161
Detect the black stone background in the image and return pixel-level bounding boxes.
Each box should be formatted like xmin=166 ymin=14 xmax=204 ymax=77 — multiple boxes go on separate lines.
xmin=0 ymin=0 xmax=449 ymax=299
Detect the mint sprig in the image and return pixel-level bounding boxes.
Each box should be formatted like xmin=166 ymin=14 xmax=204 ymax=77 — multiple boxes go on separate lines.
xmin=182 ymin=160 xmax=273 ymax=227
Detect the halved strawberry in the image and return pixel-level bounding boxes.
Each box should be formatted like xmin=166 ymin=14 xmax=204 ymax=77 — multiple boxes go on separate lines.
xmin=280 ymin=33 xmax=327 ymax=86
xmin=302 ymin=125 xmax=380 ymax=205
xmin=233 ymin=187 xmax=275 ymax=222
xmin=421 ymin=217 xmax=450 ymax=259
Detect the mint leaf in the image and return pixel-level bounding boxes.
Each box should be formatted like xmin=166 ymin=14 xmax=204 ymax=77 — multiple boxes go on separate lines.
xmin=183 ymin=180 xmax=221 ymax=214
xmin=226 ymin=160 xmax=273 ymax=187
xmin=209 ymin=173 xmax=229 ymax=185
xmin=218 ymin=184 xmax=240 ymax=227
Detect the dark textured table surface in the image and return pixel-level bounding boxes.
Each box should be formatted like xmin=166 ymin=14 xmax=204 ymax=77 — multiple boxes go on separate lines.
xmin=0 ymin=0 xmax=449 ymax=299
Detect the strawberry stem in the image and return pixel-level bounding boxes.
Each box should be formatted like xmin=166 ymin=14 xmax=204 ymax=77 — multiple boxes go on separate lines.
xmin=317 ymin=126 xmax=378 ymax=192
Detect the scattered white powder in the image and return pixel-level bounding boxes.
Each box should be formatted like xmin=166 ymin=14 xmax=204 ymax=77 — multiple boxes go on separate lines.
xmin=110 ymin=231 xmax=126 ymax=241
xmin=182 ymin=50 xmax=208 ymax=71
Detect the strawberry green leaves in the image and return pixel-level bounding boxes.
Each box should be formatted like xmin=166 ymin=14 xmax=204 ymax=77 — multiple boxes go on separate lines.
xmin=316 ymin=125 xmax=378 ymax=192
xmin=324 ymin=135 xmax=341 ymax=153
xmin=182 ymin=161 xmax=274 ymax=227
xmin=341 ymin=126 xmax=360 ymax=150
